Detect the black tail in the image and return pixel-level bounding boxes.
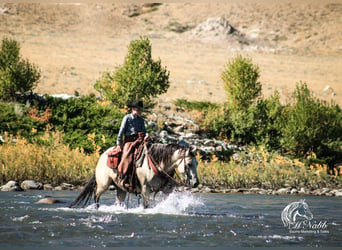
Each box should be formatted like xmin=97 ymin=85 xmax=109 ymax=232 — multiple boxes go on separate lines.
xmin=69 ymin=174 xmax=97 ymax=208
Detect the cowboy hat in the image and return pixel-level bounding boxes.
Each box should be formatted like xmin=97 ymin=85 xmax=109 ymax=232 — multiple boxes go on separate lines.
xmin=127 ymin=100 xmax=144 ymax=109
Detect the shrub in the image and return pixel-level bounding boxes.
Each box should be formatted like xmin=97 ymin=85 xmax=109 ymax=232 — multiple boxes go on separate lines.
xmin=221 ymin=55 xmax=261 ymax=110
xmin=0 ymin=37 xmax=40 ymax=101
xmin=0 ymin=131 xmax=97 ymax=185
xmin=216 ymin=55 xmax=263 ymax=144
xmin=174 ymin=98 xmax=219 ymax=111
xmin=40 ymin=95 xmax=124 ymax=153
xmin=253 ymin=91 xmax=283 ymax=149
xmin=279 ymin=82 xmax=342 ymax=167
xmin=94 ymin=37 xmax=170 ymax=108
xmin=0 ymin=95 xmax=124 ymax=154
xmin=197 ymin=146 xmax=342 ymax=189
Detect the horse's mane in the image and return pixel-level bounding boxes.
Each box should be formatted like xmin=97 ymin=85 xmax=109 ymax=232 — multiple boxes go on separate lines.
xmin=281 ymin=200 xmax=307 ymax=227
xmin=148 ymin=143 xmax=188 ymax=165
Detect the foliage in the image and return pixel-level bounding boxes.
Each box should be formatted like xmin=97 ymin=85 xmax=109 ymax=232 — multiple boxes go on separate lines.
xmin=197 ymin=146 xmax=342 ymax=189
xmin=221 ymin=55 xmax=261 ymax=110
xmin=215 ymin=55 xmax=263 ymax=144
xmin=0 ymin=37 xmax=40 ymax=101
xmin=174 ymin=98 xmax=219 ymax=111
xmin=196 ymin=59 xmax=342 ymax=167
xmin=0 ymin=131 xmax=97 ymax=185
xmin=0 ymin=95 xmax=124 ymax=154
xmin=40 ymin=95 xmax=124 ymax=153
xmin=94 ymin=36 xmax=170 ymax=108
xmin=278 ymin=82 xmax=342 ymax=165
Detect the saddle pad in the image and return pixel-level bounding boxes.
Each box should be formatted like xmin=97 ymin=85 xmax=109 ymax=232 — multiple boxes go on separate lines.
xmin=106 ymin=147 xmax=121 ymax=169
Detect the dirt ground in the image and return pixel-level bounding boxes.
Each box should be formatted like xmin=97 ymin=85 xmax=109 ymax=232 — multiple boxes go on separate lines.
xmin=0 ymin=1 xmax=341 ymax=105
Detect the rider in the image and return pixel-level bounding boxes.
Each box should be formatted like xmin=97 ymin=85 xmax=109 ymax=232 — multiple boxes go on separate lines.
xmin=117 ymin=100 xmax=149 ymax=190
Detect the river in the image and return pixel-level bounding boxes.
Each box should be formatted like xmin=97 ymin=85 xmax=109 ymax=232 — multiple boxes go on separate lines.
xmin=0 ymin=190 xmax=341 ymax=247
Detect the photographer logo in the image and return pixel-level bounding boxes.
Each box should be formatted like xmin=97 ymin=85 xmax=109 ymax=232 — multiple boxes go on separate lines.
xmin=281 ymin=199 xmax=329 ymax=234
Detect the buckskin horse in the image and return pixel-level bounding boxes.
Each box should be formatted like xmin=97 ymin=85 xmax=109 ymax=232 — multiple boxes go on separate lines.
xmin=69 ymin=142 xmax=199 ymax=209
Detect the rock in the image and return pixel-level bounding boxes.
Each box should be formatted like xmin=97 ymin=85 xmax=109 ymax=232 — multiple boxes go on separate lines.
xmin=122 ymin=5 xmax=142 ymax=17
xmin=54 ymin=186 xmax=63 ymax=191
xmin=36 ymin=198 xmax=66 ymax=204
xmin=54 ymin=183 xmax=75 ymax=191
xmin=277 ymin=188 xmax=290 ymax=195
xmin=298 ymin=187 xmax=306 ymax=194
xmin=148 ymin=121 xmax=158 ymax=132
xmin=237 ymin=188 xmax=249 ymax=193
xmin=290 ymin=188 xmax=298 ymax=195
xmin=1 ymin=181 xmax=24 ymax=191
xmin=43 ymin=184 xmax=54 ymax=190
xmin=332 ymin=190 xmax=342 ymax=197
xmin=21 ymin=180 xmax=43 ymax=190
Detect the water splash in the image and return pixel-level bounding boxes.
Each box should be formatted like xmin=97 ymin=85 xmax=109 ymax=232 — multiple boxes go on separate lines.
xmin=78 ymin=191 xmax=205 ymax=215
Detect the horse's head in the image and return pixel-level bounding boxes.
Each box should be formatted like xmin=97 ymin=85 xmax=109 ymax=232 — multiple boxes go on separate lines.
xmin=295 ymin=199 xmax=313 ymax=221
xmin=177 ymin=146 xmax=199 ymax=188
xmin=282 ymin=199 xmax=313 ymax=227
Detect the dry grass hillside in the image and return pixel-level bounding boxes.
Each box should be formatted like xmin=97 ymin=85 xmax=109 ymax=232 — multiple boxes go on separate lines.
xmin=0 ymin=1 xmax=341 ymax=105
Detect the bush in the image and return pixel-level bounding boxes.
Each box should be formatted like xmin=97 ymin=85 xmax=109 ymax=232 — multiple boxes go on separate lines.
xmin=0 ymin=95 xmax=124 ymax=154
xmin=40 ymin=95 xmax=124 ymax=153
xmin=0 ymin=37 xmax=40 ymax=101
xmin=174 ymin=98 xmax=219 ymax=111
xmin=279 ymin=82 xmax=342 ymax=166
xmin=213 ymin=55 xmax=263 ymax=144
xmin=0 ymin=131 xmax=97 ymax=185
xmin=94 ymin=37 xmax=170 ymax=108
xmin=221 ymin=55 xmax=261 ymax=110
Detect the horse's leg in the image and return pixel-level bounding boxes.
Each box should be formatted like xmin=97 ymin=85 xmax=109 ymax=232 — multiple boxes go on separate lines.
xmin=115 ymin=188 xmax=127 ymax=206
xmin=94 ymin=183 xmax=108 ymax=209
xmin=95 ymin=170 xmax=113 ymax=209
xmin=141 ymin=185 xmax=150 ymax=209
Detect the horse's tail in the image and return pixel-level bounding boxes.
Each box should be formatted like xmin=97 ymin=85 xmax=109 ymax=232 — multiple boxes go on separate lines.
xmin=68 ymin=174 xmax=97 ymax=208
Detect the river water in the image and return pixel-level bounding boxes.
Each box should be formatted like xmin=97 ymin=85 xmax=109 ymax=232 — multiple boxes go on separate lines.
xmin=0 ymin=190 xmax=341 ymax=247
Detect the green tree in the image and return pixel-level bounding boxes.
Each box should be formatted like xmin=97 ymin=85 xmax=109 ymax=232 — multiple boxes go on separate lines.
xmin=221 ymin=55 xmax=261 ymax=110
xmin=94 ymin=37 xmax=170 ymax=108
xmin=0 ymin=37 xmax=41 ymax=101
xmin=220 ymin=55 xmax=262 ymax=143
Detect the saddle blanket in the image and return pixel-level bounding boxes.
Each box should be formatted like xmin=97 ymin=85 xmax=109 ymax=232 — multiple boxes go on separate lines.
xmin=106 ymin=146 xmax=122 ymax=169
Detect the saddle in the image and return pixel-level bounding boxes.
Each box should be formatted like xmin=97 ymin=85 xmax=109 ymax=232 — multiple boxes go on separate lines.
xmin=106 ymin=146 xmax=122 ymax=169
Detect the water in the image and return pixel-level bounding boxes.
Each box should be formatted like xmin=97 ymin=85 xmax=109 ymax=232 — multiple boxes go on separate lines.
xmin=0 ymin=190 xmax=341 ymax=247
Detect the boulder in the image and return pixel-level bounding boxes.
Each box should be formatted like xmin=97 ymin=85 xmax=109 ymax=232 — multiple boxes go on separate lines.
xmin=21 ymin=180 xmax=43 ymax=190
xmin=1 ymin=181 xmax=24 ymax=191
xmin=36 ymin=198 xmax=65 ymax=204
xmin=277 ymin=188 xmax=290 ymax=195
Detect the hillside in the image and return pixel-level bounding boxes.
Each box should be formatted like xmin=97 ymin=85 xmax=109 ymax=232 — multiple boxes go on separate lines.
xmin=0 ymin=1 xmax=341 ymax=105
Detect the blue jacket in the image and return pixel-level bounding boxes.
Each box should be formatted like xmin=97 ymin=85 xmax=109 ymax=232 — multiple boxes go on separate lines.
xmin=117 ymin=113 xmax=148 ymax=145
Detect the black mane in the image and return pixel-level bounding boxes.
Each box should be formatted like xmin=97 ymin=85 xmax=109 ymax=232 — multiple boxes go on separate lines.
xmin=148 ymin=143 xmax=188 ymax=164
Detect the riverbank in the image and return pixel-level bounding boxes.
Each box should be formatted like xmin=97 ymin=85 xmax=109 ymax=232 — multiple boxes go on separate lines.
xmin=1 ymin=125 xmax=341 ymax=195
xmin=1 ymin=179 xmax=342 ymax=197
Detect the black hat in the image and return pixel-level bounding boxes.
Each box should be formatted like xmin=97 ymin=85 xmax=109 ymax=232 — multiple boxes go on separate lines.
xmin=128 ymin=100 xmax=144 ymax=109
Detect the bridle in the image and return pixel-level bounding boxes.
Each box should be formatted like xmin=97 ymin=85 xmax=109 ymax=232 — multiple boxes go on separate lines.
xmin=144 ymin=144 xmax=190 ymax=187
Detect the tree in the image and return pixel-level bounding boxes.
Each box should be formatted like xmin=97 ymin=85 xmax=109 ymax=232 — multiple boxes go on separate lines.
xmin=220 ymin=55 xmax=262 ymax=144
xmin=221 ymin=55 xmax=261 ymax=110
xmin=94 ymin=37 xmax=170 ymax=108
xmin=0 ymin=37 xmax=41 ymax=101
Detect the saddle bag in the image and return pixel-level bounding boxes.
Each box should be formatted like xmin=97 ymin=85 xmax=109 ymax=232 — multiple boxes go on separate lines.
xmin=106 ymin=147 xmax=122 ymax=169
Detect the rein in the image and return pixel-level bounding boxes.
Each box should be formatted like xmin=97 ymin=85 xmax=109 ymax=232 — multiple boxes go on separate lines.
xmin=144 ymin=144 xmax=187 ymax=186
